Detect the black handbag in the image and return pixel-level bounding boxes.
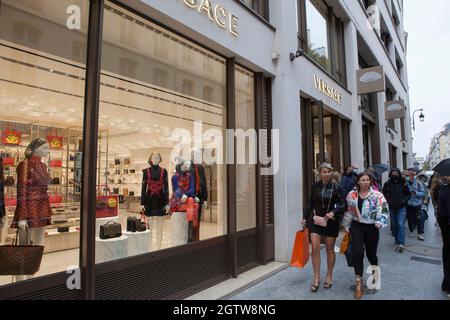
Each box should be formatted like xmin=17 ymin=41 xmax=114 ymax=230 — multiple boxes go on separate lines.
xmin=4 ymin=176 xmax=14 ymax=186
xmin=130 ymin=169 xmax=136 ymax=174
xmin=115 ymin=158 xmax=121 ymax=165
xmin=57 ymin=227 xmax=69 ymax=233
xmin=127 ymin=216 xmax=146 ymax=233
xmin=99 ymin=221 xmax=122 ymax=239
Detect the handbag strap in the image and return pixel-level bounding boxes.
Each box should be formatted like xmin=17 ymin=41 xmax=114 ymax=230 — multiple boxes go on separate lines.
xmin=12 ymin=227 xmax=33 ymax=246
xmin=326 ymin=183 xmax=335 ymax=213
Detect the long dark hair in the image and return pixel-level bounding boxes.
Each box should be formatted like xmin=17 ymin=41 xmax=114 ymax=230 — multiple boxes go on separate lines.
xmin=355 ymin=172 xmax=373 ymax=192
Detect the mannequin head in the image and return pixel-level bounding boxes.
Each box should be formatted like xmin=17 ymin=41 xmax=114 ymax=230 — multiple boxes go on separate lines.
xmin=148 ymin=152 xmax=162 ymax=166
xmin=181 ymin=160 xmax=192 ymax=173
xmin=25 ymin=138 xmax=49 ymax=158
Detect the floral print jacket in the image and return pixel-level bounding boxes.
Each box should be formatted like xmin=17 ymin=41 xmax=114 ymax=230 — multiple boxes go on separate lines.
xmin=342 ymin=188 xmax=390 ymax=230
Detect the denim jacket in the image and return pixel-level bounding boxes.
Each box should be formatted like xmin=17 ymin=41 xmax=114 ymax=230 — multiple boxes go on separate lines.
xmin=343 ymin=188 xmax=390 ymax=230
xmin=406 ymin=178 xmax=425 ymax=207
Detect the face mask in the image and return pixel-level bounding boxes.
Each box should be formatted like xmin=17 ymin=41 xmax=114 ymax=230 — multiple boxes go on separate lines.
xmin=353 ymin=169 xmax=359 ymax=174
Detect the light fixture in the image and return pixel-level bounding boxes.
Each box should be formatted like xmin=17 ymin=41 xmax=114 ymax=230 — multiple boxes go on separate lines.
xmin=419 ymin=112 xmax=425 ymax=122
xmin=289 ymin=49 xmax=304 ymax=62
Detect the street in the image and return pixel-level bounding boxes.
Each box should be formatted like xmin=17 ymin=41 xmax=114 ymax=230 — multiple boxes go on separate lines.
xmin=231 ymin=206 xmax=449 ymax=300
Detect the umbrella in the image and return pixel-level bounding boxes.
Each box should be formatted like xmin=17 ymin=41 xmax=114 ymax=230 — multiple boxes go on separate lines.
xmin=372 ymin=163 xmax=390 ymax=175
xmin=433 ymin=159 xmax=450 ymax=177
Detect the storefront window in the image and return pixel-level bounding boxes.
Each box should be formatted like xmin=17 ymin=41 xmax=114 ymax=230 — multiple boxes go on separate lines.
xmin=235 ymin=67 xmax=256 ymax=232
xmin=0 ymin=0 xmax=89 ymax=285
xmin=95 ymin=2 xmax=227 ymax=263
xmin=306 ymin=0 xmax=331 ymax=72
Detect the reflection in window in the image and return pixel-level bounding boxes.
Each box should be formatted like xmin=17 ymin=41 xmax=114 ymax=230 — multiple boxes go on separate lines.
xmin=306 ymin=0 xmax=330 ymax=72
xmin=235 ymin=67 xmax=256 ymax=232
xmin=0 ymin=0 xmax=89 ymax=286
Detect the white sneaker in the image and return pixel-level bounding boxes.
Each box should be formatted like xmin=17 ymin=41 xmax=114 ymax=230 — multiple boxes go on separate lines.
xmin=398 ymin=245 xmax=406 ymax=253
xmin=418 ymin=234 xmax=425 ymax=241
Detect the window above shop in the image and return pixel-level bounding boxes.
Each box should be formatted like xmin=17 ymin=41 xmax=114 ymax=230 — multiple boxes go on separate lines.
xmin=297 ymin=0 xmax=347 ymax=86
xmin=238 ymin=0 xmax=269 ymax=22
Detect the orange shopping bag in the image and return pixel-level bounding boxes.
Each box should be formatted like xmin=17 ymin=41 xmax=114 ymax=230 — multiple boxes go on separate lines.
xmin=290 ymin=229 xmax=310 ymax=268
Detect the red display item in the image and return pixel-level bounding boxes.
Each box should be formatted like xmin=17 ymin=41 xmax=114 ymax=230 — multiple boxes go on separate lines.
xmin=5 ymin=198 xmax=17 ymax=207
xmin=47 ymin=136 xmax=63 ymax=150
xmin=48 ymin=194 xmax=63 ymax=204
xmin=49 ymin=159 xmax=63 ymax=167
xmin=2 ymin=158 xmax=15 ymax=166
xmin=96 ymin=195 xmax=119 ymax=218
xmin=1 ymin=130 xmax=21 ymax=145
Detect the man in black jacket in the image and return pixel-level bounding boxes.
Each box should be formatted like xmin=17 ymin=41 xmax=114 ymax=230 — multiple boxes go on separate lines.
xmin=437 ymin=178 xmax=450 ymax=294
xmin=382 ymin=168 xmax=411 ymax=253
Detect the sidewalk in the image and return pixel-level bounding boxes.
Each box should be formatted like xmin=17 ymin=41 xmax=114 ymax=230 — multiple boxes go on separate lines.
xmin=230 ymin=206 xmax=449 ymax=300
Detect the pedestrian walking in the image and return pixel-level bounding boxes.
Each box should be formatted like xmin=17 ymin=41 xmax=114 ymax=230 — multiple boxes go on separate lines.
xmin=303 ymin=163 xmax=347 ymax=292
xmin=417 ymin=173 xmax=430 ymax=224
xmin=430 ymin=173 xmax=443 ymax=227
xmin=382 ymin=168 xmax=411 ymax=252
xmin=406 ymin=170 xmax=426 ymax=240
xmin=341 ymin=165 xmax=358 ymax=197
xmin=367 ymin=166 xmax=381 ymax=191
xmin=437 ymin=176 xmax=450 ymax=295
xmin=343 ymin=172 xmax=389 ymax=299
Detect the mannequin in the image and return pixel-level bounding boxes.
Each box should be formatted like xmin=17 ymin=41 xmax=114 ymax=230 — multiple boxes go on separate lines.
xmin=190 ymin=148 xmax=208 ymax=242
xmin=170 ymin=159 xmax=199 ymax=243
xmin=141 ymin=152 xmax=169 ymax=251
xmin=11 ymin=138 xmax=52 ymax=280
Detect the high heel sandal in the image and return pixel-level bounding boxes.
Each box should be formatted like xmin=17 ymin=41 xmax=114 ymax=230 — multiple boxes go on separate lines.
xmin=323 ymin=282 xmax=333 ymax=289
xmin=310 ymin=281 xmax=320 ymax=293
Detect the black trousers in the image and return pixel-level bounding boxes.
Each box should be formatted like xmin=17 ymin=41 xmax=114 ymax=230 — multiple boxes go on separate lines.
xmin=350 ymin=221 xmax=380 ymax=277
xmin=438 ymin=216 xmax=450 ymax=288
xmin=407 ymin=205 xmax=423 ymax=234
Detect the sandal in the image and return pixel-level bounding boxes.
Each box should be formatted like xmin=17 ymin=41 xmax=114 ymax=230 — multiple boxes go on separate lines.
xmin=324 ymin=282 xmax=333 ymax=289
xmin=310 ymin=281 xmax=320 ymax=293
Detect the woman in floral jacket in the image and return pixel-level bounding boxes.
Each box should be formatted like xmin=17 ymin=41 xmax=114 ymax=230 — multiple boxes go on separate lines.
xmin=342 ymin=172 xmax=389 ymax=299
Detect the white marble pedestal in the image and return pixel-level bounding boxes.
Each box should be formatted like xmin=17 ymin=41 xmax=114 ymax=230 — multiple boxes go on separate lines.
xmin=123 ymin=230 xmax=151 ymax=256
xmin=95 ymin=235 xmax=128 ymax=263
xmin=96 ymin=216 xmax=120 ymax=238
xmin=171 ymin=212 xmax=188 ymax=246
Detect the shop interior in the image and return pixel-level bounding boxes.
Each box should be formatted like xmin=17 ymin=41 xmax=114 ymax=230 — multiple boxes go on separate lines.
xmin=0 ymin=0 xmax=237 ymax=285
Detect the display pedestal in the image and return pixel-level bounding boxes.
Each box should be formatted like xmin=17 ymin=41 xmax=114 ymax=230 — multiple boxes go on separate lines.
xmin=95 ymin=235 xmax=128 ymax=263
xmin=171 ymin=212 xmax=188 ymax=246
xmin=95 ymin=216 xmax=120 ymax=238
xmin=123 ymin=230 xmax=151 ymax=256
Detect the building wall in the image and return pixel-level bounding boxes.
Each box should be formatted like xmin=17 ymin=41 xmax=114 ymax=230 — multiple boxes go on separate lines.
xmin=123 ymin=0 xmax=414 ymax=263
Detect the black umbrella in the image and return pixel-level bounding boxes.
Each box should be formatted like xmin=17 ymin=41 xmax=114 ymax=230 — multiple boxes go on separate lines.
xmin=433 ymin=159 xmax=450 ymax=177
xmin=372 ymin=163 xmax=390 ymax=175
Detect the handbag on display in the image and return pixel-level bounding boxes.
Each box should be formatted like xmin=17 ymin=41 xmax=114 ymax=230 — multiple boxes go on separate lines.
xmin=112 ymin=188 xmax=119 ymax=195
xmin=57 ymin=227 xmax=69 ymax=233
xmin=99 ymin=221 xmax=122 ymax=240
xmin=4 ymin=176 xmax=15 ymax=186
xmin=129 ymin=191 xmax=135 ymax=196
xmin=123 ymin=168 xmax=129 ymax=174
xmin=115 ymin=167 xmax=121 ymax=175
xmin=70 ymin=154 xmax=76 ymax=161
xmin=49 ymin=194 xmax=63 ymax=204
xmin=126 ymin=216 xmax=146 ymax=233
xmin=2 ymin=157 xmax=15 ymax=166
xmin=124 ymin=158 xmax=130 ymax=165
xmin=123 ymin=188 xmax=129 ymax=196
xmin=129 ymin=169 xmax=136 ymax=174
xmin=96 ymin=193 xmax=119 ymax=218
xmin=49 ymin=159 xmax=63 ymax=167
xmin=0 ymin=229 xmax=44 ymax=275
xmin=115 ymin=158 xmax=121 ymax=165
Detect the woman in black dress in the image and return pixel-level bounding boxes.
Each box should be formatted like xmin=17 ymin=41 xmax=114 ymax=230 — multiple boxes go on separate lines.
xmin=303 ymin=163 xmax=347 ymax=292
